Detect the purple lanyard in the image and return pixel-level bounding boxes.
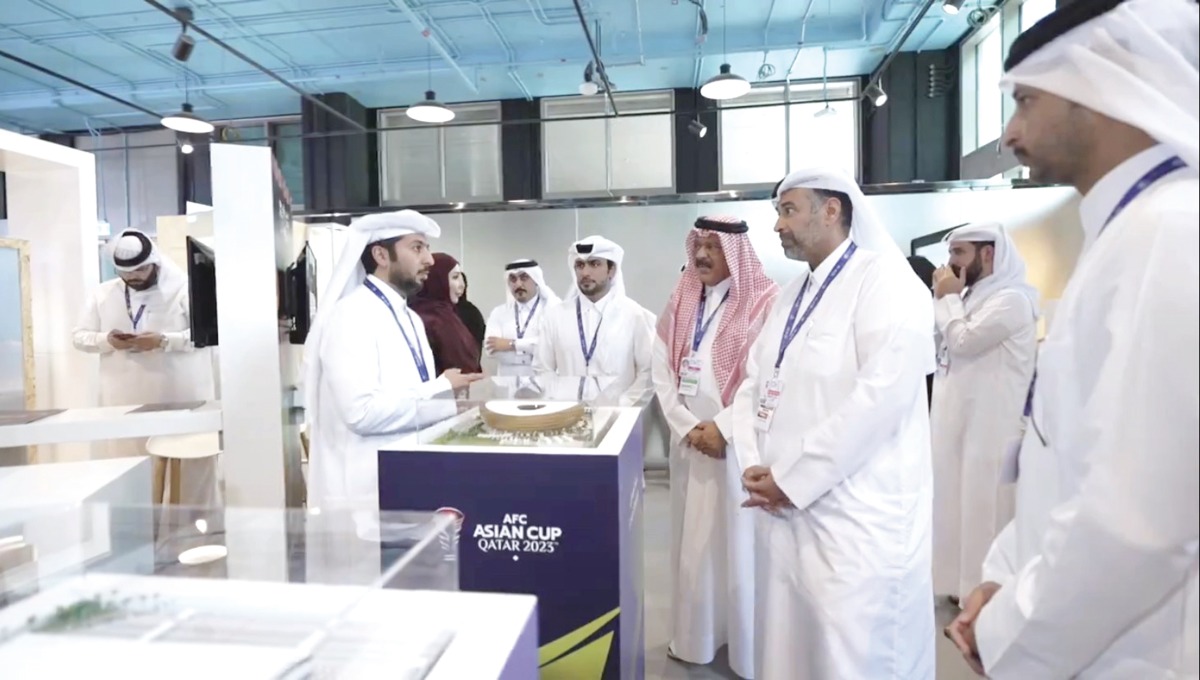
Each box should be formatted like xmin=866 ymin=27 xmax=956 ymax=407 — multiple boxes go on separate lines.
xmin=692 ymin=288 xmax=730 ymax=353
xmin=1023 ymin=156 xmax=1188 ymax=416
xmin=1102 ymin=155 xmax=1186 ymax=234
xmin=364 ymin=279 xmax=430 ymax=382
xmin=514 ymin=295 xmax=542 ymax=340
xmin=124 ymin=285 xmax=146 ymax=331
xmin=776 ymin=242 xmax=857 ymax=372
xmin=575 ymin=298 xmax=603 ymax=367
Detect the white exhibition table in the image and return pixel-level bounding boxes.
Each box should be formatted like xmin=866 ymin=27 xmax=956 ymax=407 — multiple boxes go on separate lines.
xmin=0 ymin=402 xmax=222 ymax=449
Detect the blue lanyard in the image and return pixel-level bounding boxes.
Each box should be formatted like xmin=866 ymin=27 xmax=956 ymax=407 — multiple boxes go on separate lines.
xmin=1023 ymin=371 xmax=1036 ymax=418
xmin=514 ymin=295 xmax=542 ymax=340
xmin=775 ymin=242 xmax=857 ymax=372
xmin=692 ymin=288 xmax=730 ymax=353
xmin=1102 ymin=155 xmax=1186 ymax=233
xmin=575 ymin=298 xmax=603 ymax=367
xmin=124 ymin=285 xmax=146 ymax=331
xmin=364 ymin=279 xmax=430 ymax=382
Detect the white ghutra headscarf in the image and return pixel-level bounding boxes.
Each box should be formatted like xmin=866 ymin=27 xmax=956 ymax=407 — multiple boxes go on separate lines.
xmin=503 ymin=258 xmax=561 ymax=306
xmin=1001 ymin=0 xmax=1198 ymax=169
xmin=943 ymin=222 xmax=1040 ymax=318
xmin=772 ymin=166 xmax=907 ymax=264
xmin=564 ymin=235 xmax=627 ymax=301
xmin=302 ymin=210 xmax=441 ymax=430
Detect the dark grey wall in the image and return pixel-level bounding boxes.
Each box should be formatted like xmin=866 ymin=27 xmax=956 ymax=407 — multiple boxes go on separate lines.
xmin=861 ymin=49 xmax=961 ymax=184
xmin=302 ymin=93 xmax=373 ymax=214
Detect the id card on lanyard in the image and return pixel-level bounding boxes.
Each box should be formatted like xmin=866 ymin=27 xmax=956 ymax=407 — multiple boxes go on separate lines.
xmin=756 ymin=242 xmax=857 ymax=432
xmin=575 ymin=298 xmax=602 ymax=369
xmin=124 ymin=285 xmax=147 ymax=332
xmin=514 ymin=295 xmax=541 ymax=340
xmin=1010 ymin=155 xmax=1186 ymax=478
xmin=678 ymin=288 xmax=729 ymax=397
xmin=364 ymin=279 xmax=430 ymax=382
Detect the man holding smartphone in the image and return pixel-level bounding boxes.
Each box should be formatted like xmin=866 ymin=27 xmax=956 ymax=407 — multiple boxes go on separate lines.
xmin=72 ymin=228 xmax=218 ymax=506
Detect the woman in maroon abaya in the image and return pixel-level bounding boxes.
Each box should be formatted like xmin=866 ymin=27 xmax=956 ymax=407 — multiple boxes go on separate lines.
xmin=411 ymin=252 xmax=484 ymax=374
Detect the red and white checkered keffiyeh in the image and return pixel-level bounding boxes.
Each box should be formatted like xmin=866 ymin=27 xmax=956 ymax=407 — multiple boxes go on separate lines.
xmin=656 ymin=217 xmax=780 ymax=406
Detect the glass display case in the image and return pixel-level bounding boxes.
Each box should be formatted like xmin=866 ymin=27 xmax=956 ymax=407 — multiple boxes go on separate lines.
xmin=0 ymin=503 xmax=463 ymax=679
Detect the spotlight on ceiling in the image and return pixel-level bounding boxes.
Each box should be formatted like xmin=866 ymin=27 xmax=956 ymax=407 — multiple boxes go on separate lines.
xmin=942 ymin=0 xmax=965 ymax=15
xmin=170 ymin=7 xmax=196 ymax=62
xmin=162 ymin=102 xmax=214 ymax=135
xmin=579 ymin=78 xmax=599 ymax=96
xmin=180 ymin=141 xmax=194 ymax=154
xmin=406 ymin=90 xmax=455 ymax=124
xmin=700 ymin=63 xmax=751 ymax=101
xmin=687 ymin=118 xmax=707 ymax=138
xmin=864 ymin=82 xmax=888 ymax=107
xmin=172 ymin=33 xmax=195 ymax=62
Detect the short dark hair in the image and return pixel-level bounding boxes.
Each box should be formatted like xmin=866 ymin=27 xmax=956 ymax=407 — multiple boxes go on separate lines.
xmin=360 ymin=237 xmax=402 ymax=274
xmin=811 ymin=188 xmax=853 ymax=230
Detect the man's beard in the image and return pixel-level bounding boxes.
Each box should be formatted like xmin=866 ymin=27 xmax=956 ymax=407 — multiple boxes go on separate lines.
xmin=388 ymin=269 xmax=423 ymax=296
xmin=950 ymin=255 xmax=984 ymax=287
xmin=124 ymin=267 xmax=159 ymax=291
xmin=579 ymin=278 xmax=609 ymax=298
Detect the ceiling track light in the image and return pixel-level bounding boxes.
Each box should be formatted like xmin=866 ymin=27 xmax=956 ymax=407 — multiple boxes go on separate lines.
xmin=687 ymin=118 xmax=707 ymax=138
xmin=942 ymin=0 xmax=965 ymax=15
xmin=580 ymin=62 xmax=600 ymax=96
xmin=407 ymin=90 xmax=455 ymax=124
xmin=162 ymin=102 xmax=214 ymax=134
xmin=171 ymin=7 xmax=196 ymax=62
xmin=864 ymin=82 xmax=888 ymax=107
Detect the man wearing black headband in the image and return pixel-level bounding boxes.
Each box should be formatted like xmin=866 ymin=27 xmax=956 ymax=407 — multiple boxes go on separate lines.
xmin=484 ymin=259 xmax=560 ymax=377
xmin=71 ymin=228 xmax=218 ymax=505
xmin=946 ymin=2 xmax=1199 ymax=677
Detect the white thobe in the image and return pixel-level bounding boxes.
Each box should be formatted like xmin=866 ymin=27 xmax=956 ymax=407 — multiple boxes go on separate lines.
xmin=308 ymin=275 xmax=457 ymax=516
xmin=73 ymin=277 xmax=219 ymax=506
xmin=732 ymin=239 xmax=936 ymax=680
xmin=975 ymin=145 xmax=1199 ymax=679
xmin=931 ymin=286 xmax=1037 ymax=600
xmin=533 ymin=291 xmax=654 ymax=401
xmin=650 ymin=277 xmax=754 ymax=679
xmin=484 ymin=296 xmax=548 ymax=377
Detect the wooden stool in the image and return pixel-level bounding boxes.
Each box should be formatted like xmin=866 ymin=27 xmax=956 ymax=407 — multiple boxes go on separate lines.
xmin=146 ymin=432 xmax=221 ymax=505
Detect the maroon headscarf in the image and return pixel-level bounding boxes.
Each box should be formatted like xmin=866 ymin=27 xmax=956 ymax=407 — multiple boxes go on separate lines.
xmin=411 ymin=253 xmax=483 ymax=374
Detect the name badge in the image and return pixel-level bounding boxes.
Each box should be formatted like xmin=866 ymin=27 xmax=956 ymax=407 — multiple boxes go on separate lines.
xmin=755 ymin=376 xmax=785 ymax=432
xmin=678 ymin=355 xmax=704 ymax=397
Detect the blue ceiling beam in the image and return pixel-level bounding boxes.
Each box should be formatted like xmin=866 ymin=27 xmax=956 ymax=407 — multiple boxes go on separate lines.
xmin=388 ymin=0 xmax=480 ymax=94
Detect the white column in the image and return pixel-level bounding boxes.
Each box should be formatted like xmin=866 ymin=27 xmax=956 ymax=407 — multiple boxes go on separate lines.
xmin=210 ymin=143 xmax=292 ymax=509
xmin=0 ymin=131 xmax=100 ymax=462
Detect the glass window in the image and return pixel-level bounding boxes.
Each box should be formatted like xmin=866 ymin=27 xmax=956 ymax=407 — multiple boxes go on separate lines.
xmin=718 ymin=80 xmax=859 ymax=188
xmin=1021 ymin=0 xmax=1056 ymax=32
xmin=379 ymin=103 xmax=503 ymax=205
xmin=270 ymin=122 xmax=305 ymax=209
xmin=541 ymin=91 xmax=675 ymax=196
xmin=975 ymin=16 xmax=1004 ymax=149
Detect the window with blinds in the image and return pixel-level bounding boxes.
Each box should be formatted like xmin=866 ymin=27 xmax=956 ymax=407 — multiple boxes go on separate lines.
xmin=540 ymin=90 xmax=675 ymax=197
xmin=378 ymin=102 xmax=504 ymax=205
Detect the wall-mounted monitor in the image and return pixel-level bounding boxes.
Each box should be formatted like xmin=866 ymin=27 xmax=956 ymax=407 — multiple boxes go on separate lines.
xmin=279 ymin=243 xmax=316 ymax=345
xmin=186 ymin=236 xmax=218 ymax=348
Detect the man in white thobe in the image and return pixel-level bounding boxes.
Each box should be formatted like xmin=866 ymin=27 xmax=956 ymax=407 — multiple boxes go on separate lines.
xmin=72 ymin=228 xmax=219 ymax=506
xmin=930 ymin=222 xmax=1038 ymax=604
xmin=534 ymin=236 xmax=654 ymax=402
xmin=946 ymin=1 xmax=1199 ymax=677
xmin=732 ymin=168 xmax=937 ymax=680
xmin=483 ymin=259 xmax=560 ymax=377
xmin=652 ymin=216 xmax=779 ymax=678
xmin=304 ymin=210 xmax=483 ymax=518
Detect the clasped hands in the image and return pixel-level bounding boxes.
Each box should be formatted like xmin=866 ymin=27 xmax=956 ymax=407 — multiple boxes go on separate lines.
xmin=686 ymin=421 xmax=727 ymax=458
xmin=740 ymin=465 xmax=792 ymax=513
xmin=944 ymin=581 xmax=1002 ymax=677
xmin=108 ymin=330 xmax=164 ymax=352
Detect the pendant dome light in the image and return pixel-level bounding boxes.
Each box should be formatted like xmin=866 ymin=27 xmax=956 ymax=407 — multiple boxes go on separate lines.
xmin=700 ymin=2 xmax=749 ymax=101
xmin=814 ymin=45 xmax=837 ymax=119
xmin=407 ymin=36 xmax=454 ymax=124
xmin=162 ymin=102 xmax=214 ymax=134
